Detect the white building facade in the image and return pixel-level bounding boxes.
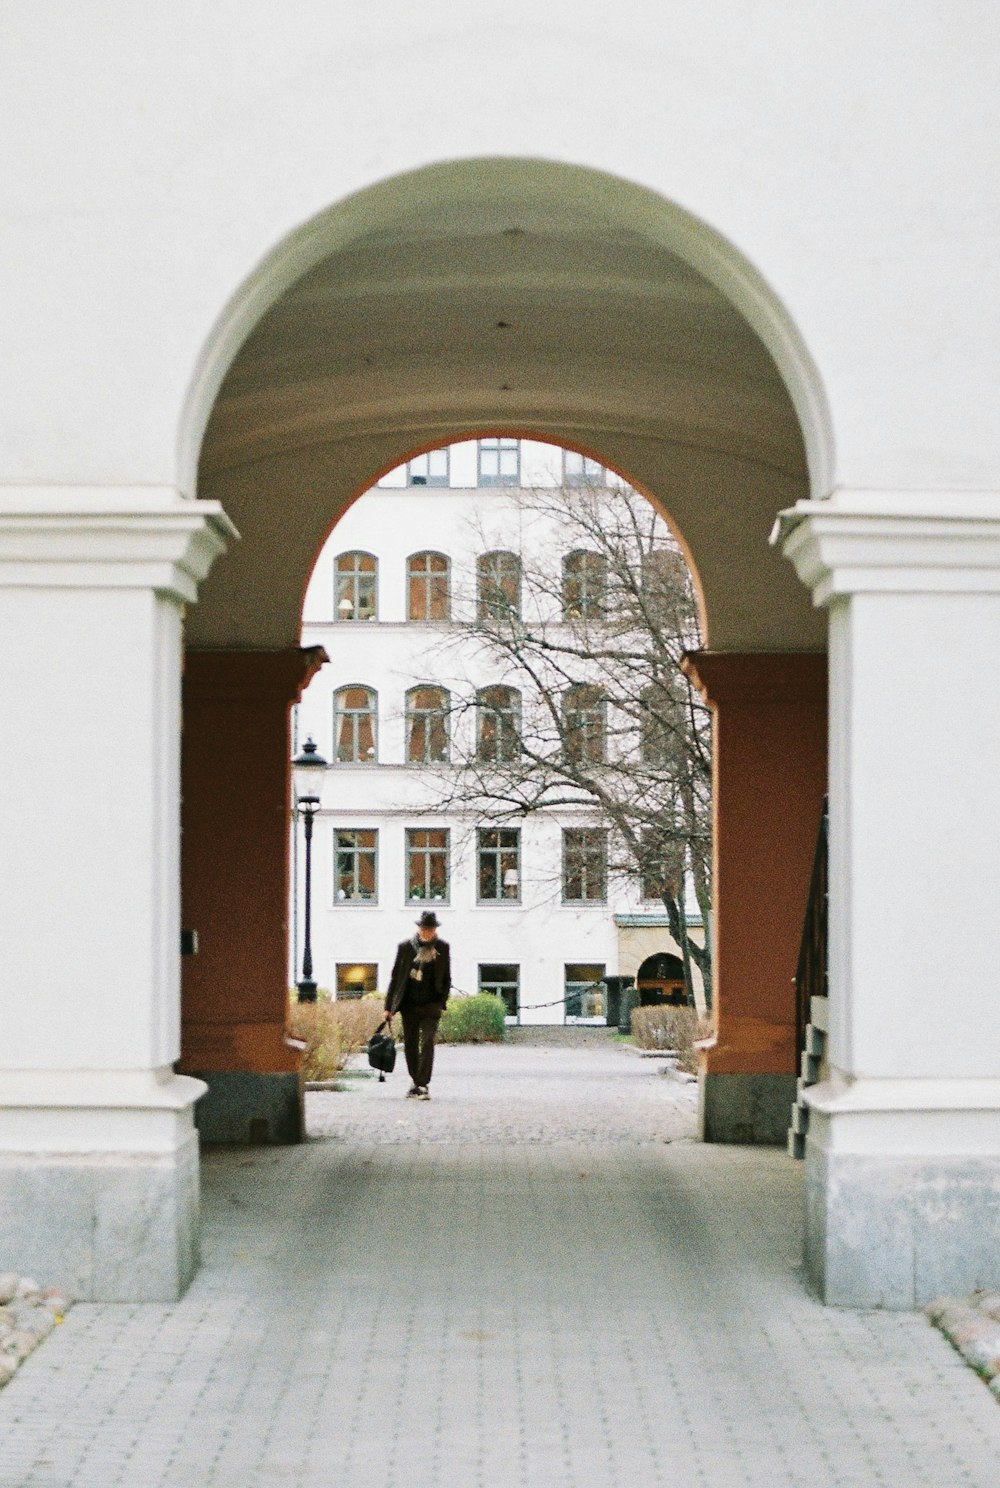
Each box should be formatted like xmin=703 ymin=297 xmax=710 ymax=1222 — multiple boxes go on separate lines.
xmin=293 ymin=438 xmax=690 ymax=1022
xmin=3 ymin=6 xmax=1000 ymax=1309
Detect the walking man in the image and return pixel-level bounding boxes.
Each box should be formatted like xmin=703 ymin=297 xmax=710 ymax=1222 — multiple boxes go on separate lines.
xmin=384 ymin=910 xmax=451 ymax=1099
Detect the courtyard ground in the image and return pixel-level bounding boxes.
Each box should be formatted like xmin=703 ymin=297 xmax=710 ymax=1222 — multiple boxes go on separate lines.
xmin=0 ymin=1034 xmax=996 ymax=1486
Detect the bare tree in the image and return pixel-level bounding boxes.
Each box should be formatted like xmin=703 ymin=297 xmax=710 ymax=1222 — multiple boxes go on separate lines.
xmin=433 ymin=480 xmax=713 ymax=1007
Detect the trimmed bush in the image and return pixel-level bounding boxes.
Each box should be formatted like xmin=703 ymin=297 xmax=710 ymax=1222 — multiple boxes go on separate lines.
xmin=438 ymin=993 xmax=506 ymax=1044
xmin=630 ymin=1004 xmax=707 ymax=1074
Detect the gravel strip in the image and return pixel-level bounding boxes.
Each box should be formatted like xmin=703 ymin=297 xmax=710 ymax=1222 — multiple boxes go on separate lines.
xmin=0 ymin=1272 xmax=73 ymax=1389
xmin=927 ymin=1293 xmax=1000 ymax=1401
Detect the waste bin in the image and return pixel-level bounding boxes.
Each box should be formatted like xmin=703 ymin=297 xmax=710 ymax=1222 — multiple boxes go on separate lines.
xmin=602 ymin=975 xmax=635 ymax=1031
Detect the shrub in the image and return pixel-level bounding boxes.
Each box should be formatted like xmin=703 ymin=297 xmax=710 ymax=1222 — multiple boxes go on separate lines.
xmin=328 ymin=997 xmax=390 ymax=1054
xmin=631 ymin=1004 xmax=707 ymax=1074
xmin=438 ymin=993 xmax=506 ymax=1044
xmin=288 ymin=1000 xmax=343 ymax=1081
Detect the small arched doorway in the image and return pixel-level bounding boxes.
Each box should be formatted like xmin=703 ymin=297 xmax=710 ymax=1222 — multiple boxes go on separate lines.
xmin=636 ymin=953 xmax=689 ymax=1007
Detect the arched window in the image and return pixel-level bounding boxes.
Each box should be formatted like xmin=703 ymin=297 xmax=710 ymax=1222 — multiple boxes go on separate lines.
xmin=477 ymin=550 xmax=521 ymax=621
xmin=333 ymin=686 xmax=378 ymax=763
xmin=406 ymin=685 xmax=450 ymax=764
xmin=639 ymin=683 xmax=678 ymax=766
xmin=476 ymin=685 xmax=522 ymax=763
xmin=407 ymin=551 xmax=451 ymax=621
xmin=562 ymin=683 xmax=606 ymax=765
xmin=335 ymin=551 xmax=378 ymax=621
xmin=562 ymin=550 xmax=607 ymax=620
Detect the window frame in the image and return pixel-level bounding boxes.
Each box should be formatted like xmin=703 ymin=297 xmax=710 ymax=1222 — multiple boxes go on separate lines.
xmin=562 ymin=450 xmax=606 ymax=487
xmin=475 ymin=684 xmax=522 ymax=763
xmin=405 ymin=685 xmax=451 ymax=764
xmin=405 ymin=827 xmax=450 ymax=905
xmin=335 ymin=962 xmax=379 ymax=999
xmin=476 ymin=550 xmax=522 ymax=621
xmin=562 ymin=549 xmax=607 ymax=620
xmin=406 ymin=550 xmax=451 ymax=622
xmin=334 ymin=828 xmax=378 ymax=905
xmin=562 ymin=683 xmax=607 ymax=766
xmin=334 ymin=550 xmax=378 ymax=622
xmin=477 ymin=436 xmax=520 ymax=486
xmin=561 ymin=828 xmax=608 ymax=903
xmin=406 ymin=448 xmax=450 ymax=487
xmin=479 ymin=962 xmax=520 ymax=1021
xmin=332 ymin=684 xmax=378 ymax=764
xmin=564 ymin=962 xmax=607 ymax=1021
xmin=476 ymin=827 xmax=521 ymax=904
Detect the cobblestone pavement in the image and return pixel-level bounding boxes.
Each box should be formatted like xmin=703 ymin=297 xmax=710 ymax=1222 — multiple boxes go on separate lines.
xmin=1 ymin=1042 xmax=997 ymax=1487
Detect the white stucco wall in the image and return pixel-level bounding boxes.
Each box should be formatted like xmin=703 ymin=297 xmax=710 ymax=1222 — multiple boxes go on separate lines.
xmin=2 ymin=4 xmax=999 ymax=496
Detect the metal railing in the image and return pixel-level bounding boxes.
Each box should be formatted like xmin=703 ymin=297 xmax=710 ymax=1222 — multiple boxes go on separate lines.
xmin=795 ymin=798 xmax=829 ymax=1062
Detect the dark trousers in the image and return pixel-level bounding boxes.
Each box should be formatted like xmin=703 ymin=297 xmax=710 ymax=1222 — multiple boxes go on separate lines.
xmin=400 ymin=1001 xmax=444 ymax=1087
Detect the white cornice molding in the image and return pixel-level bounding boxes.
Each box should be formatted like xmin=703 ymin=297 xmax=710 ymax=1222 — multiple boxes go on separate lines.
xmin=0 ymin=489 xmax=239 ymax=604
xmin=773 ymin=492 xmax=1000 ymax=605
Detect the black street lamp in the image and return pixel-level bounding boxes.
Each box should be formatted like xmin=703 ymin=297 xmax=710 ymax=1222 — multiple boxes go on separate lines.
xmin=292 ymin=735 xmax=328 ymax=1003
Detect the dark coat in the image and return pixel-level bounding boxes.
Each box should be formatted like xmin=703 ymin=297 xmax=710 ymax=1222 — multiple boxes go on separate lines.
xmin=385 ymin=935 xmax=451 ymax=1014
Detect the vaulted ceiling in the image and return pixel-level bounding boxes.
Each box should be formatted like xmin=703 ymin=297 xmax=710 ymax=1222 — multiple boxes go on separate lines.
xmin=193 ymin=172 xmax=821 ymax=652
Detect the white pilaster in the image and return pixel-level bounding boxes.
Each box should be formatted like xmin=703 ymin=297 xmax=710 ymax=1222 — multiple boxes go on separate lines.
xmin=0 ymin=489 xmax=236 ymax=1300
xmin=777 ymin=492 xmax=1000 ymax=1306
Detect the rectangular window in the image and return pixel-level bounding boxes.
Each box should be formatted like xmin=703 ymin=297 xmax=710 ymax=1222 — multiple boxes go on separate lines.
xmin=334 ymin=829 xmax=378 ymax=903
xmin=562 ymin=828 xmax=608 ymax=902
xmin=479 ymin=963 xmax=520 ymax=1020
xmin=640 ymin=831 xmax=683 ymax=902
xmin=477 ymin=828 xmax=520 ymax=902
xmin=478 ymin=436 xmax=520 ymax=486
xmin=562 ymin=450 xmax=605 ymax=486
xmin=407 ymin=448 xmax=450 ymax=486
xmin=336 ymin=963 xmax=378 ymax=1000
xmin=564 ymin=963 xmax=606 ymax=1021
xmin=406 ymin=828 xmax=449 ymax=904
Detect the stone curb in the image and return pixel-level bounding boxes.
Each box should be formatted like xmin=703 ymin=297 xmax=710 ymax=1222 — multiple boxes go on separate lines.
xmin=927 ymin=1292 xmax=1000 ymax=1402
xmin=0 ymin=1272 xmax=74 ymax=1390
xmin=619 ymin=1044 xmax=680 ymax=1059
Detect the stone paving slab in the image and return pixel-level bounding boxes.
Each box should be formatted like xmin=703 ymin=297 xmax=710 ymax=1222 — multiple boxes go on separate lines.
xmin=0 ymin=1042 xmax=997 ymax=1486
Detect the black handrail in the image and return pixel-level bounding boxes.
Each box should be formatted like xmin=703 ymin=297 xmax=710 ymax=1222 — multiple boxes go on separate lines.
xmin=795 ymin=798 xmax=829 ymax=1063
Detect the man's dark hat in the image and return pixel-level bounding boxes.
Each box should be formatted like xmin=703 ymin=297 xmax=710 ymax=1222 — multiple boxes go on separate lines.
xmin=416 ymin=910 xmax=441 ymax=929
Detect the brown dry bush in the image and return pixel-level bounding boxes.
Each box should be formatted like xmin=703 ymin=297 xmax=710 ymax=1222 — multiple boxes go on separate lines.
xmin=630 ymin=1004 xmax=709 ymax=1074
xmin=288 ymin=1000 xmax=344 ymax=1081
xmin=332 ymin=996 xmax=392 ymax=1053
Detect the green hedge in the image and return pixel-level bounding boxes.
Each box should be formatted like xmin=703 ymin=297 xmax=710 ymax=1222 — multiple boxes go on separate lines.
xmin=438 ymin=993 xmax=506 ymax=1044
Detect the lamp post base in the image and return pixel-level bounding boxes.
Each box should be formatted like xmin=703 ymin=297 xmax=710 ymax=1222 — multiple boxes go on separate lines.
xmin=296 ymin=980 xmax=318 ymax=1004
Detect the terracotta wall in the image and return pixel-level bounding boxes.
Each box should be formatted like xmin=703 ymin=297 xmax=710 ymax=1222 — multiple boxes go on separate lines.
xmin=683 ymin=652 xmax=827 ymax=1078
xmin=179 ymin=648 xmax=326 ymax=1077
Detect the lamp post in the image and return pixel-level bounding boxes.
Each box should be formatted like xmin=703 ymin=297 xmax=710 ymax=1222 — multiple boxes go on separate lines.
xmin=292 ymin=736 xmax=328 ymax=1003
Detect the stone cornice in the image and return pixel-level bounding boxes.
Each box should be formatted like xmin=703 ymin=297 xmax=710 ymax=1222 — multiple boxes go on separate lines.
xmin=0 ymin=488 xmax=239 ymax=605
xmin=774 ymin=492 xmax=1000 ymax=605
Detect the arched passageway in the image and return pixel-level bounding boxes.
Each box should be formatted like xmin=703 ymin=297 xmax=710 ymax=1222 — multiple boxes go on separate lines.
xmin=179 ymin=162 xmax=826 ymax=1213
xmin=8 ymin=154 xmax=997 ymax=1314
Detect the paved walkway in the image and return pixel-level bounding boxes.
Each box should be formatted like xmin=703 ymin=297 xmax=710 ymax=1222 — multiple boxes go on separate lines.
xmin=1 ymin=1041 xmax=997 ymax=1487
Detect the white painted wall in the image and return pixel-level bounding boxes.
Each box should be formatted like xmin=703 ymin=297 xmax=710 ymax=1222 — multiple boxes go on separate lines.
xmin=2 ymin=5 xmax=999 ymax=498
